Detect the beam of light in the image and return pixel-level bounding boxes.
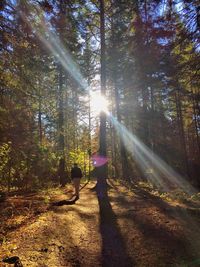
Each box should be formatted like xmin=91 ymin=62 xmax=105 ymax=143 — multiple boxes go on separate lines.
xmin=19 ymin=4 xmax=196 ymax=195
xmin=108 ymin=115 xmax=196 ymax=195
xmin=19 ymin=5 xmax=200 ymax=257
xmin=19 ymin=4 xmax=111 ymax=118
xmin=19 ymin=5 xmax=88 ymax=91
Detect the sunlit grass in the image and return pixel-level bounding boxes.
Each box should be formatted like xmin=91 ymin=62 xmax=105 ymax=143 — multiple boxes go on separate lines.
xmin=137 ymin=181 xmax=200 ymax=204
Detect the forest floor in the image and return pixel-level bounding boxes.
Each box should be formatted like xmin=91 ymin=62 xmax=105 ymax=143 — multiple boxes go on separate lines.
xmin=0 ymin=180 xmax=200 ymax=267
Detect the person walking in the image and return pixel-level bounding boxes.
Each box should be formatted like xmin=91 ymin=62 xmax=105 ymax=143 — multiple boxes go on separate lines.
xmin=71 ymin=163 xmax=82 ymax=201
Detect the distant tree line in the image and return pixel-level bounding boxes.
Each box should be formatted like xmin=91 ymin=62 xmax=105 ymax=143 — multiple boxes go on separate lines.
xmin=0 ymin=0 xmax=199 ymax=191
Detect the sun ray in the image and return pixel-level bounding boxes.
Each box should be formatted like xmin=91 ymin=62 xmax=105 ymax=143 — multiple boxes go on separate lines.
xmin=19 ymin=2 xmax=196 ymax=196
xmin=19 ymin=4 xmax=88 ymax=91
xmin=109 ymin=115 xmax=196 ymax=195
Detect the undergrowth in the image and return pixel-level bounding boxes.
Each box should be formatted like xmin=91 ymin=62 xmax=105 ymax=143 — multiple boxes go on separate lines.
xmin=137 ymin=181 xmax=200 ymax=204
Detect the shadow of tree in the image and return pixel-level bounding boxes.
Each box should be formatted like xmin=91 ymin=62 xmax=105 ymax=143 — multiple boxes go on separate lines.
xmin=51 ymin=182 xmax=89 ymax=206
xmin=107 ymin=180 xmax=200 ymax=264
xmin=108 ymin=179 xmax=177 ymax=218
xmin=97 ymin=189 xmax=134 ymax=267
xmin=52 ymin=198 xmax=77 ymax=206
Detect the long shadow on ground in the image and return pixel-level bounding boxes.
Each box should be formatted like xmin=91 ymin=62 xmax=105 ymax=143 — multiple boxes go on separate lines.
xmin=52 ymin=182 xmax=89 ymax=206
xmin=108 ymin=179 xmax=200 ymax=265
xmin=97 ymin=187 xmax=134 ymax=267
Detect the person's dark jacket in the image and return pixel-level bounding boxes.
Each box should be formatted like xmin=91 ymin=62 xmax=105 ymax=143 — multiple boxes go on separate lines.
xmin=71 ymin=167 xmax=82 ymax=179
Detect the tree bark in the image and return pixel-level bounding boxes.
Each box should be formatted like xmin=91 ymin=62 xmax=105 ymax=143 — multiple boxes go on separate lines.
xmin=57 ymin=0 xmax=66 ymax=186
xmin=38 ymin=93 xmax=42 ymax=145
xmin=192 ymin=89 xmax=200 ymax=156
xmin=97 ymin=0 xmax=107 ymax=193
xmin=175 ymin=90 xmax=189 ymax=176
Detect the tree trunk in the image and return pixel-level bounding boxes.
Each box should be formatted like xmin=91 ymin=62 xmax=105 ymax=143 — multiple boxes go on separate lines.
xmin=57 ymin=1 xmax=66 ymax=186
xmin=38 ymin=93 xmax=42 ymax=145
xmin=97 ymin=0 xmax=107 ymax=193
xmin=192 ymin=89 xmax=200 ymax=156
xmin=58 ymin=63 xmax=65 ymax=153
xmin=175 ymin=90 xmax=189 ymax=176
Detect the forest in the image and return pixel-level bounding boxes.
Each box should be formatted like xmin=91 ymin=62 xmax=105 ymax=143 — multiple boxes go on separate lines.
xmin=0 ymin=0 xmax=200 ymax=267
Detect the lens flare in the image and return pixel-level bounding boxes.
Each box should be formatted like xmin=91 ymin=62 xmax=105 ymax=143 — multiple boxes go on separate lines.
xmin=91 ymin=154 xmax=108 ymax=167
xmin=90 ymin=91 xmax=109 ymax=115
xmin=20 ymin=5 xmax=111 ymax=117
xmin=20 ymin=3 xmax=196 ymax=196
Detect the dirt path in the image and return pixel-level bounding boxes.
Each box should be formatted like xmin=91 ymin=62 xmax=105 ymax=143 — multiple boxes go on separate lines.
xmin=0 ymin=181 xmax=200 ymax=267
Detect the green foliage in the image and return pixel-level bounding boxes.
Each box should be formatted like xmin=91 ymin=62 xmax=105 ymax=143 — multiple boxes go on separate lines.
xmin=33 ymin=145 xmax=58 ymax=179
xmin=159 ymin=190 xmax=189 ymax=203
xmin=0 ymin=0 xmax=199 ymax=191
xmin=137 ymin=181 xmax=200 ymax=204
xmin=190 ymin=192 xmax=200 ymax=202
xmin=0 ymin=142 xmax=11 ymax=175
xmin=178 ymin=258 xmax=200 ymax=267
xmin=69 ymin=149 xmax=93 ymax=177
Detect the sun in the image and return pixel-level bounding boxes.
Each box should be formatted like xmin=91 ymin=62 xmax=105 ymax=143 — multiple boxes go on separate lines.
xmin=90 ymin=91 xmax=109 ymax=115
